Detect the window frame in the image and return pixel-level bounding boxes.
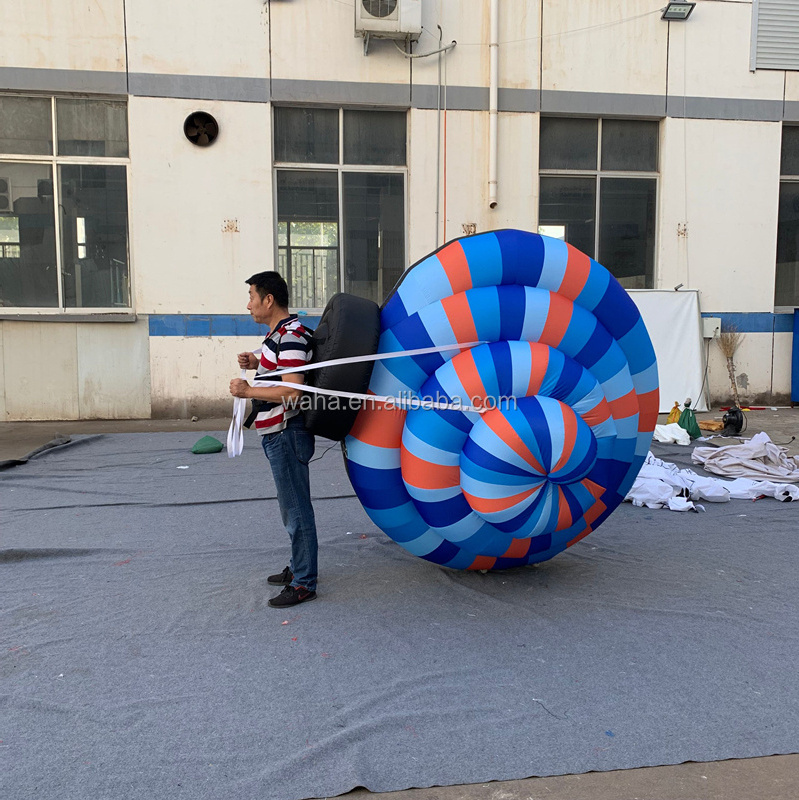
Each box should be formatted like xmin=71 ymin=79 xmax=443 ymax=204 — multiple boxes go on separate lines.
xmin=774 ymin=124 xmax=799 ymax=311
xmin=272 ymin=105 xmax=409 ymax=314
xmin=537 ymin=116 xmax=660 ymax=290
xmin=0 ymin=93 xmax=133 ymax=318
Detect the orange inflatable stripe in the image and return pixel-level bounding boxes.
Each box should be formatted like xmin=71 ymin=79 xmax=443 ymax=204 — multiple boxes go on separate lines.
xmin=567 ymin=525 xmax=592 ymax=547
xmin=401 ymin=449 xmax=460 ymax=490
xmin=559 ymin=246 xmax=591 ymax=301
xmin=483 ymin=411 xmax=546 ymax=474
xmin=609 ymin=389 xmax=639 ymax=420
xmin=452 ymin=350 xmax=487 ymax=400
xmin=438 ymin=241 xmax=473 ymax=295
xmin=583 ymin=479 xmax=606 ymax=500
xmin=348 ymin=404 xmax=406 ymax=449
xmin=540 ymin=293 xmax=573 ymax=349
xmin=580 ymin=398 xmax=612 ymax=428
xmin=442 ymin=293 xmax=479 ymax=344
xmin=468 ymin=555 xmax=497 ymax=571
xmin=637 ymin=388 xmax=660 ymax=430
xmin=583 ymin=499 xmax=607 ymax=526
xmin=551 ymin=405 xmax=578 ymax=474
xmin=555 ymin=486 xmax=574 ymax=530
xmin=502 ymin=538 xmax=532 ymax=559
xmin=525 ymin=343 xmax=550 ymax=397
xmin=463 ymin=486 xmax=539 ymax=514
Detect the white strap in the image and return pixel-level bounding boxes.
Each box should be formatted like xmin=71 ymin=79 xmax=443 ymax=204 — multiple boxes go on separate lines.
xmin=227 ymin=341 xmax=485 ymax=456
xmin=226 ymin=369 xmax=247 ymax=458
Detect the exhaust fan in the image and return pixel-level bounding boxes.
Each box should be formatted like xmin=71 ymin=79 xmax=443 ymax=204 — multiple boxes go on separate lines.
xmin=184 ymin=112 xmax=219 ymax=147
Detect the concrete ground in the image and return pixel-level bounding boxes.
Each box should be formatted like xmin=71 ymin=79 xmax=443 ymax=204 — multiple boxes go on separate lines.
xmin=3 ymin=408 xmax=799 ymax=799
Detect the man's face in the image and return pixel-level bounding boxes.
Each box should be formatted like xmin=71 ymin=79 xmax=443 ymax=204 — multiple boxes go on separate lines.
xmin=247 ymin=285 xmax=272 ymax=324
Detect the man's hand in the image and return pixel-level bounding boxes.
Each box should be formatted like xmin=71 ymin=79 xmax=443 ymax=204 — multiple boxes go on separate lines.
xmin=237 ymin=351 xmax=259 ymax=370
xmin=229 ymin=378 xmax=251 ymax=398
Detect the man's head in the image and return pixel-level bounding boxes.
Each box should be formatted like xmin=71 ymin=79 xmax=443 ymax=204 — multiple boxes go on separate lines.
xmin=246 ymin=271 xmax=289 ymax=325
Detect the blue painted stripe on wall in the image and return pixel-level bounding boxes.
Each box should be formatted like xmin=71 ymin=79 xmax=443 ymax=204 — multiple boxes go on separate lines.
xmin=149 ymin=314 xmax=320 ymax=336
xmin=701 ymin=312 xmax=794 ymax=334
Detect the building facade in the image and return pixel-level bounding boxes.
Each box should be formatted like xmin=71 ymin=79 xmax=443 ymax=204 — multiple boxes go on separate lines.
xmin=0 ymin=0 xmax=797 ymax=419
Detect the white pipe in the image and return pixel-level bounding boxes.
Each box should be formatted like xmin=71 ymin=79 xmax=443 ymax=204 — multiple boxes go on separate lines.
xmin=488 ymin=0 xmax=498 ymax=209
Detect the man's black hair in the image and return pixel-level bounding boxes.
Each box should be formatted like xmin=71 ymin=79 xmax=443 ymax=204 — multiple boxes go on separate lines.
xmin=246 ymin=271 xmax=289 ymax=308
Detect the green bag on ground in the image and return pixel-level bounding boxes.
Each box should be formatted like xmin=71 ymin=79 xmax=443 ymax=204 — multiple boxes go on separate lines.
xmin=678 ymin=403 xmax=702 ymax=440
xmin=191 ymin=435 xmax=224 ymax=454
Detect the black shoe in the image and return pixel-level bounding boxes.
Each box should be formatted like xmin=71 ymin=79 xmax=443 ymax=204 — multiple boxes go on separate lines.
xmin=267 ymin=566 xmax=293 ymax=586
xmin=268 ymin=585 xmax=317 ymax=608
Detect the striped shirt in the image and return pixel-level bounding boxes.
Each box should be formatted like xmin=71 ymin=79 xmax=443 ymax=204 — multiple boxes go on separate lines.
xmin=252 ymin=315 xmax=314 ymax=434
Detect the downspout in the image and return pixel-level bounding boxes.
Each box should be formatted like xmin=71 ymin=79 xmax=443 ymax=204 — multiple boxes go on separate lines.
xmin=488 ymin=0 xmax=499 ymax=209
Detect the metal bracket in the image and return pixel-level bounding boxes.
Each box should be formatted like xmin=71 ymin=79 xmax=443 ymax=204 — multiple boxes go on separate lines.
xmin=363 ymin=31 xmax=371 ymax=56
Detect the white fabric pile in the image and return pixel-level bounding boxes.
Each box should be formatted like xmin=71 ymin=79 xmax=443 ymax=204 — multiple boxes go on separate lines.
xmin=692 ymin=431 xmax=799 ymax=482
xmin=652 ymin=423 xmax=692 ymax=446
xmin=625 ymin=445 xmax=799 ymax=512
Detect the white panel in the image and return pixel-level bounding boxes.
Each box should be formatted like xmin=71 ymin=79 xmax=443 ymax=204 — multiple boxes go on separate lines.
xmin=126 ymin=0 xmax=268 ymax=77
xmin=629 ymin=290 xmax=708 ymax=413
xmin=128 ymin=96 xmax=273 ymax=314
xmin=3 ymin=322 xmax=79 ymax=420
xmin=541 ymin=0 xmax=667 ymax=97
xmin=0 ymin=1 xmax=126 ymax=73
xmin=407 ymin=109 xmax=440 ymax=264
xmin=754 ymin=0 xmax=799 ymax=71
xmin=658 ymin=117 xmax=782 ymax=311
xmin=668 ymin=1 xmax=783 ymax=103
xmin=76 ymin=320 xmax=151 ymax=419
xmin=149 ymin=336 xmax=257 ymax=418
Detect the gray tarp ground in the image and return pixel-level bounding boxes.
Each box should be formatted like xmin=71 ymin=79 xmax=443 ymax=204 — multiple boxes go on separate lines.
xmin=1 ymin=433 xmax=798 ymax=800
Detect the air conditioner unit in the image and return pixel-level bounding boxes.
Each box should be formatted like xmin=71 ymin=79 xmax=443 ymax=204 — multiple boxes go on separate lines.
xmin=355 ymin=0 xmax=422 ymax=42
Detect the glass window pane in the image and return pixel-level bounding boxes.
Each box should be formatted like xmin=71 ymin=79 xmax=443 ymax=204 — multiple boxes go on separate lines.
xmin=601 ymin=119 xmax=658 ymax=172
xmin=57 ymin=99 xmax=128 ymax=157
xmin=539 ymin=117 xmax=597 ymax=170
xmin=342 ymin=172 xmax=405 ymax=303
xmin=274 ymin=107 xmax=339 ymax=164
xmin=276 ymin=170 xmax=339 ymax=307
xmin=344 ymin=110 xmax=406 ymax=166
xmin=0 ymin=163 xmax=58 ymax=307
xmin=780 ymin=127 xmax=799 ymax=176
xmin=598 ymin=177 xmax=656 ymax=289
xmin=0 ymin=96 xmax=52 ymax=155
xmin=59 ymin=165 xmax=130 ymax=308
xmin=538 ymin=176 xmax=596 ymax=257
xmin=775 ymin=181 xmax=799 ymax=305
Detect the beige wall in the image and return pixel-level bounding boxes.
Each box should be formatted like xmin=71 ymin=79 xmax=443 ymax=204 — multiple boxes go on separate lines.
xmin=0 ymin=320 xmax=151 ymax=421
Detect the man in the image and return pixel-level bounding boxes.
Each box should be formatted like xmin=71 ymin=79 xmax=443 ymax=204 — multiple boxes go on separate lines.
xmin=229 ymin=271 xmax=318 ymax=608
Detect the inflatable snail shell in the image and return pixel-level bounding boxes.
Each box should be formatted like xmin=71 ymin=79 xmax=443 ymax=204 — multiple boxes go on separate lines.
xmin=344 ymin=229 xmax=659 ymax=570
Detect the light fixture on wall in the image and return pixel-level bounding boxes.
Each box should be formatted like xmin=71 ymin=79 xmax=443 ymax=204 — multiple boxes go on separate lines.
xmin=661 ymin=2 xmax=696 ymax=21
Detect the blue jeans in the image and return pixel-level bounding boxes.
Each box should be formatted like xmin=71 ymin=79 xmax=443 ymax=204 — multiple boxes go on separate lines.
xmin=260 ymin=415 xmax=318 ymax=591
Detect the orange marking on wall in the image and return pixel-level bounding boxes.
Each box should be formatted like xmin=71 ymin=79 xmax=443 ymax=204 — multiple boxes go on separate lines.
xmin=559 ymin=246 xmax=591 ymax=301
xmin=502 ymin=538 xmax=532 ymax=559
xmin=540 ymin=293 xmax=573 ymax=349
xmin=401 ymin=449 xmax=459 ymax=490
xmin=437 ymin=241 xmax=473 ymax=295
xmin=442 ymin=293 xmax=479 ymax=344
xmin=348 ymin=405 xmax=406 ymax=449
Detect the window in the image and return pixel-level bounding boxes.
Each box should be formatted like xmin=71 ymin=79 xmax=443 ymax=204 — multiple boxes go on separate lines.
xmin=0 ymin=95 xmax=130 ymax=310
xmin=538 ymin=117 xmax=659 ymax=289
xmin=775 ymin=126 xmax=799 ymax=306
xmin=274 ymin=107 xmax=406 ymax=308
xmin=751 ymin=0 xmax=799 ymax=72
